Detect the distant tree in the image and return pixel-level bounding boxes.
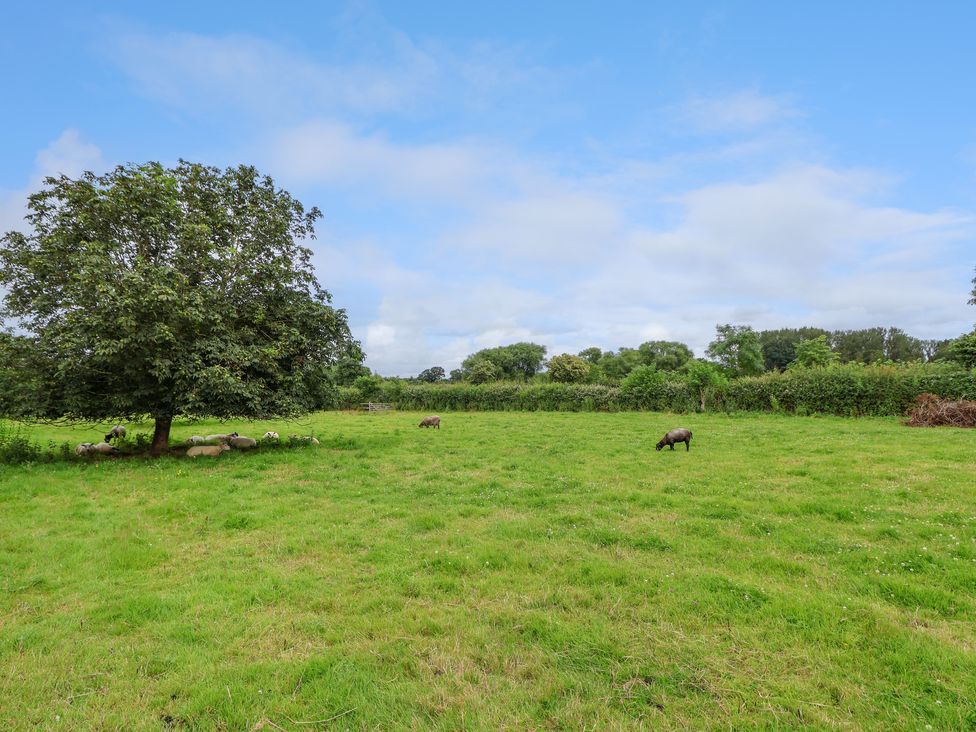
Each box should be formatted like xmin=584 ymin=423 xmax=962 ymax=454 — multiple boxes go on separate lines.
xmin=970 ymin=266 xmax=976 ymax=306
xmin=682 ymin=359 xmax=727 ymax=412
xmin=448 ymin=368 xmax=464 ymax=382
xmin=416 ymin=366 xmax=446 ymax=383
xmin=791 ymin=335 xmax=839 ymax=368
xmin=0 ymin=160 xmax=354 ymax=455
xmin=921 ymin=339 xmax=953 ymax=362
xmin=597 ymin=348 xmax=643 ymax=379
xmin=637 ymin=340 xmax=693 ymax=371
xmin=830 ymin=328 xmax=886 ymax=363
xmin=547 ymin=353 xmax=591 ymax=383
xmin=759 ymin=327 xmax=831 ymax=370
xmin=461 ymin=342 xmax=547 ymax=380
xmin=946 ymin=331 xmax=976 ymax=369
xmin=467 ymin=360 xmax=501 ymax=384
xmin=706 ymin=324 xmax=764 ymax=377
xmin=883 ymin=327 xmax=924 ymax=362
xmin=577 ymin=347 xmax=603 ymax=364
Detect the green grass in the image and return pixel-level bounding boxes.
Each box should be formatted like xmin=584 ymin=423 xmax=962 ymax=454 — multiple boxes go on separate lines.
xmin=1 ymin=412 xmax=974 ymax=729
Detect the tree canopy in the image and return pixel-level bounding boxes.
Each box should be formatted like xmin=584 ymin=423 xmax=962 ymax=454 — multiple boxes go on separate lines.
xmin=791 ymin=335 xmax=839 ymax=368
xmin=461 ymin=342 xmax=547 ymax=381
xmin=546 ymin=353 xmax=590 ymax=383
xmin=416 ymin=366 xmax=446 ymax=383
xmin=706 ymin=324 xmax=764 ymax=377
xmin=0 ymin=161 xmax=356 ymax=454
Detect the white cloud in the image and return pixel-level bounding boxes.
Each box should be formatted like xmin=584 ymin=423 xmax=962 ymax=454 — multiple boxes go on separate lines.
xmin=270 ymin=121 xmax=497 ymax=203
xmin=0 ymin=129 xmax=105 ymax=235
xmin=675 ymin=89 xmax=801 ymax=134
xmin=97 ymin=23 xmax=976 ymax=374
xmin=322 ymin=162 xmax=973 ymax=374
xmin=112 ymin=31 xmax=437 ymax=117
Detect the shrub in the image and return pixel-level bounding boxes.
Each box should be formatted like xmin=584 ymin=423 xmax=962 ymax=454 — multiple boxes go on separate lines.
xmin=547 ymin=354 xmax=591 ymax=383
xmin=0 ymin=420 xmax=47 ymax=465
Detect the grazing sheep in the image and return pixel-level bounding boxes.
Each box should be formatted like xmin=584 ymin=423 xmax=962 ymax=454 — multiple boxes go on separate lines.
xmin=104 ymin=425 xmax=126 ymax=442
xmin=263 ymin=431 xmax=279 ymax=440
xmin=204 ymin=432 xmax=238 ymax=443
xmin=289 ymin=435 xmax=320 ymax=445
xmin=656 ymin=428 xmax=692 ymax=452
xmin=419 ymin=415 xmax=441 ymax=429
xmin=75 ymin=442 xmax=96 ymax=456
xmin=227 ymin=436 xmax=258 ymax=450
xmin=187 ymin=444 xmax=231 ymax=458
xmin=185 ymin=436 xmax=207 ymax=445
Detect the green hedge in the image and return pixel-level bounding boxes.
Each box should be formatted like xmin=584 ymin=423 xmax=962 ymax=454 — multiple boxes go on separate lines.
xmin=339 ymin=363 xmax=976 ymax=416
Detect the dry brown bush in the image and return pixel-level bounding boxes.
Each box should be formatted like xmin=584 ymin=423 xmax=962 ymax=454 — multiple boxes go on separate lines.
xmin=905 ymin=393 xmax=976 ymax=428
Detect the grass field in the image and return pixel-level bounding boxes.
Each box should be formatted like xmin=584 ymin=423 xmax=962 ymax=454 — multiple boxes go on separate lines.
xmin=1 ymin=411 xmax=974 ymax=730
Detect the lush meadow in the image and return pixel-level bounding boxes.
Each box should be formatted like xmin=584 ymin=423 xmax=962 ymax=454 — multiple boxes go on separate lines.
xmin=1 ymin=412 xmax=974 ymax=729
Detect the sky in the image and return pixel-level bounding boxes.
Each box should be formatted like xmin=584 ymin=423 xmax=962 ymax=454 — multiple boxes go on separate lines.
xmin=1 ymin=1 xmax=974 ymax=375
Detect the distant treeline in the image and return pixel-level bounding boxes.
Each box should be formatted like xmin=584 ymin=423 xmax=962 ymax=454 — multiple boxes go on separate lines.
xmin=388 ymin=324 xmax=971 ymax=388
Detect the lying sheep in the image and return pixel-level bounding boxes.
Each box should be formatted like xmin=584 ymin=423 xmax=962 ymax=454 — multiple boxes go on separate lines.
xmin=104 ymin=425 xmax=126 ymax=442
xmin=185 ymin=436 xmax=207 ymax=445
xmin=204 ymin=432 xmax=239 ymax=443
xmin=289 ymin=435 xmax=320 ymax=445
xmin=656 ymin=428 xmax=692 ymax=452
xmin=187 ymin=444 xmax=231 ymax=458
xmin=227 ymin=436 xmax=257 ymax=450
xmin=76 ymin=441 xmax=119 ymax=456
xmin=263 ymin=431 xmax=279 ymax=440
xmin=419 ymin=415 xmax=441 ymax=429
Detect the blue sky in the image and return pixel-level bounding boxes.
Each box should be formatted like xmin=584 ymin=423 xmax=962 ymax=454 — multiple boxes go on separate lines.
xmin=2 ymin=1 xmax=974 ymax=374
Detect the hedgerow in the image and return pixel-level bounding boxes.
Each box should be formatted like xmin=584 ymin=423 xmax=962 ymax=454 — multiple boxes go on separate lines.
xmin=339 ymin=363 xmax=976 ymax=416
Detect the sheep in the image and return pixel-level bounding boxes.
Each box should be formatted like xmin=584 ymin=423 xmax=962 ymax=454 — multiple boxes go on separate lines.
xmin=227 ymin=436 xmax=258 ymax=450
xmin=263 ymin=431 xmax=279 ymax=440
xmin=289 ymin=435 xmax=320 ymax=445
xmin=185 ymin=436 xmax=207 ymax=445
xmin=656 ymin=428 xmax=692 ymax=452
xmin=419 ymin=415 xmax=441 ymax=429
xmin=204 ymin=432 xmax=238 ymax=443
xmin=78 ymin=441 xmax=118 ymax=456
xmin=186 ymin=444 xmax=231 ymax=458
xmin=104 ymin=425 xmax=126 ymax=442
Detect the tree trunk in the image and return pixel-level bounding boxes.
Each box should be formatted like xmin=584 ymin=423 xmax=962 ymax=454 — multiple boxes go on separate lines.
xmin=150 ymin=416 xmax=172 ymax=457
xmin=699 ymin=390 xmax=706 ymax=412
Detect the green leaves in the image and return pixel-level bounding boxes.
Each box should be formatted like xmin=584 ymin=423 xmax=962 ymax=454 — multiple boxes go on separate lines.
xmin=0 ymin=160 xmax=356 ymax=430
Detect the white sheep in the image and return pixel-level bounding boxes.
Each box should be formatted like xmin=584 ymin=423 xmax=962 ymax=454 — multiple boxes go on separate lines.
xmin=227 ymin=436 xmax=257 ymax=450
xmin=90 ymin=442 xmax=119 ymax=455
xmin=289 ymin=435 xmax=320 ymax=445
xmin=263 ymin=431 xmax=279 ymax=440
xmin=75 ymin=443 xmax=96 ymax=456
xmin=104 ymin=425 xmax=126 ymax=442
xmin=185 ymin=436 xmax=207 ymax=445
xmin=186 ymin=444 xmax=231 ymax=458
xmin=204 ymin=432 xmax=238 ymax=443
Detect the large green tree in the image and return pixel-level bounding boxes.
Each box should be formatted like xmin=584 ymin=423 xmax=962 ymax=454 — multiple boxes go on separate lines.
xmin=758 ymin=327 xmax=831 ymax=370
xmin=706 ymin=324 xmax=765 ymax=377
xmin=461 ymin=342 xmax=547 ymax=381
xmin=546 ymin=353 xmax=590 ymax=383
xmin=636 ymin=340 xmax=693 ymax=371
xmin=0 ymin=161 xmax=356 ymax=455
xmin=791 ymin=335 xmax=839 ymax=368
